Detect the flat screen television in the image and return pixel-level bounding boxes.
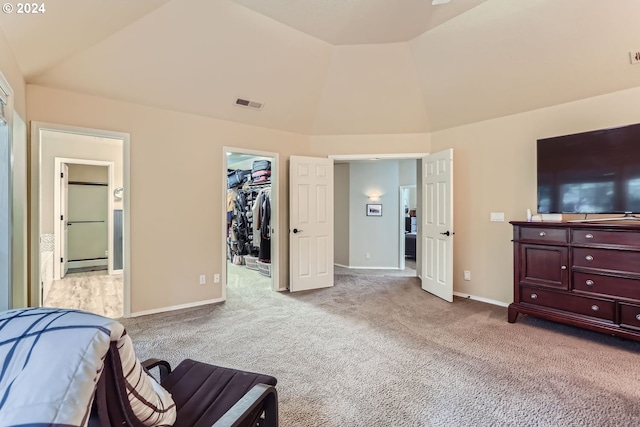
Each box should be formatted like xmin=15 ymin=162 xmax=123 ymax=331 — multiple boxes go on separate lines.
xmin=537 ymin=123 xmax=640 ymax=215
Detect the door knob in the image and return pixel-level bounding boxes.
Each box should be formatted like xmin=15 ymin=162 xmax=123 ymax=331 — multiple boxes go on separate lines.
xmin=440 ymin=231 xmax=455 ymax=236
xmin=292 ymin=228 xmax=302 ymax=234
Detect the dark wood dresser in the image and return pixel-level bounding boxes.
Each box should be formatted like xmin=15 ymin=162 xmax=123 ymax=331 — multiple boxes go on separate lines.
xmin=509 ymin=221 xmax=640 ymax=341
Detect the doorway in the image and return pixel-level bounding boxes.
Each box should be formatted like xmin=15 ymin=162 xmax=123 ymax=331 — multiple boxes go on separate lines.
xmin=331 ymin=155 xmax=424 ymax=278
xmin=399 ymin=184 xmax=417 ymax=272
xmin=54 ymin=160 xmax=116 ymax=279
xmin=285 ymin=151 xmax=452 ymax=301
xmin=31 ymin=122 xmax=130 ymax=317
xmin=221 ymin=147 xmax=280 ymax=301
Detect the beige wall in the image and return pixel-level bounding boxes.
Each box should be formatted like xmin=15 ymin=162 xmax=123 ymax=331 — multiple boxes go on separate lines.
xmin=0 ymin=28 xmax=26 ymax=118
xmin=24 ymin=82 xmax=640 ymax=312
xmin=310 ymin=88 xmax=640 ymax=305
xmin=309 ymin=133 xmax=431 ymax=156
xmin=431 ymin=86 xmax=640 ymax=305
xmin=27 ymin=84 xmax=309 ymax=314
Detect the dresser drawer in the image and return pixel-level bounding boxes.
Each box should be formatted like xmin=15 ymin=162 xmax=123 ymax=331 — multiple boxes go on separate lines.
xmin=519 ymin=227 xmax=568 ymax=244
xmin=520 ymin=286 xmax=615 ymax=321
xmin=572 ymin=229 xmax=640 ymax=247
xmin=572 ymin=247 xmax=640 ymax=274
xmin=620 ymin=303 xmax=640 ymax=330
xmin=573 ymin=272 xmax=640 ymax=300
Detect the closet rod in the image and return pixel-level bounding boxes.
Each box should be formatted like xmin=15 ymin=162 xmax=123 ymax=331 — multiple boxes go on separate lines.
xmin=244 ymin=183 xmax=271 ymax=189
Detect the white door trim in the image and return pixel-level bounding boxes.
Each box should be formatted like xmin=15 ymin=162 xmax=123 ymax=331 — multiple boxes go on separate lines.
xmin=330 ymin=153 xmax=429 ymax=161
xmin=221 ymin=146 xmax=280 ymax=301
xmin=53 ymin=158 xmax=115 ymax=280
xmin=399 ymin=187 xmax=405 ymax=271
xmin=30 ymin=122 xmax=131 ymax=317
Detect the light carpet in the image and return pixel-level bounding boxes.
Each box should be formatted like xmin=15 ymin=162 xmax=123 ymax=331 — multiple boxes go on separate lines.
xmin=122 ymin=267 xmax=640 ymax=427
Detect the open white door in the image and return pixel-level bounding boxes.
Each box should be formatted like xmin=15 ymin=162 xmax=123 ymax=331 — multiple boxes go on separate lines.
xmin=60 ymin=163 xmax=69 ymax=278
xmin=289 ymin=156 xmax=334 ymax=292
xmin=421 ymin=149 xmax=454 ymax=302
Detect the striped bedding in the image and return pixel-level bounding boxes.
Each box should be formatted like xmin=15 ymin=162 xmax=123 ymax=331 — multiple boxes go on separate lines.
xmin=0 ymin=307 xmax=176 ymax=427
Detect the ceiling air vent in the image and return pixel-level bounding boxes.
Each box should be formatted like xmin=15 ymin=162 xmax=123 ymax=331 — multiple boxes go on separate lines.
xmin=235 ymin=97 xmax=264 ymax=110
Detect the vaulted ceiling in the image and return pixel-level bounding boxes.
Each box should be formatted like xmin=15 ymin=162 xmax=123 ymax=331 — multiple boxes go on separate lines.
xmin=1 ymin=0 xmax=639 ymax=135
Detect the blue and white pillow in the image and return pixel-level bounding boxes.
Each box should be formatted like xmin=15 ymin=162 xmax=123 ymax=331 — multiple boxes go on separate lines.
xmin=0 ymin=307 xmax=176 ymax=427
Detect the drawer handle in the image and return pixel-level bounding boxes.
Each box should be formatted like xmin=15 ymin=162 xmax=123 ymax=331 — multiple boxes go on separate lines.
xmin=591 ymin=305 xmax=599 ymax=312
xmin=531 ymin=293 xmax=538 ymax=299
xmin=539 ymin=232 xmax=546 ymax=237
xmin=586 ymin=279 xmax=594 ymax=286
xmin=561 ymin=265 xmax=567 ymax=270
xmin=585 ymin=255 xmax=594 ymax=262
xmin=585 ymin=233 xmax=594 ymax=239
xmin=636 ymin=314 xmax=640 ymax=321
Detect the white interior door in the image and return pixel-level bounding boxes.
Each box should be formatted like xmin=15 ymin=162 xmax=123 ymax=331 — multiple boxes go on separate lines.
xmin=60 ymin=163 xmax=69 ymax=278
xmin=421 ymin=149 xmax=454 ymax=302
xmin=289 ymin=156 xmax=334 ymax=292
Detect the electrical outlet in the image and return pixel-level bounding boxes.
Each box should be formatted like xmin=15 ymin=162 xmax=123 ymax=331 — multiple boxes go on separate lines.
xmin=199 ymin=274 xmax=206 ymax=285
xmin=464 ymin=270 xmax=471 ymax=281
xmin=365 ymin=253 xmax=371 ymax=259
xmin=630 ymin=51 xmax=640 ymax=65
xmin=490 ymin=212 xmax=505 ymax=222
xmin=214 ymin=274 xmax=220 ymax=283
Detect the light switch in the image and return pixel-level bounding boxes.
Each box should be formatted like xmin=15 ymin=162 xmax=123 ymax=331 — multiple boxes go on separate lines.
xmin=490 ymin=212 xmax=505 ymax=222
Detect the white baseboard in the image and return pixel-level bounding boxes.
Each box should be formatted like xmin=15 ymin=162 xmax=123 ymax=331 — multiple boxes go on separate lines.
xmin=337 ymin=265 xmax=401 ymax=270
xmin=68 ymin=259 xmax=108 ymax=269
xmin=129 ymin=297 xmax=224 ymax=318
xmin=453 ymin=292 xmax=509 ymax=308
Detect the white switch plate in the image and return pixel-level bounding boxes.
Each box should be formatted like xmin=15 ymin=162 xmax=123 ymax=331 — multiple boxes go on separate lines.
xmin=214 ymin=274 xmax=220 ymax=283
xmin=464 ymin=270 xmax=471 ymax=281
xmin=490 ymin=212 xmax=505 ymax=222
xmin=199 ymin=274 xmax=206 ymax=285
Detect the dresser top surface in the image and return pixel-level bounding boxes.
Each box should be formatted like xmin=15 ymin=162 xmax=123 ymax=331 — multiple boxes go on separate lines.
xmin=510 ymin=220 xmax=640 ymax=231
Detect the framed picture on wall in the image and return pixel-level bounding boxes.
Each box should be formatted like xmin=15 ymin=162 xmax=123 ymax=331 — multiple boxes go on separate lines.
xmin=366 ymin=204 xmax=382 ymax=217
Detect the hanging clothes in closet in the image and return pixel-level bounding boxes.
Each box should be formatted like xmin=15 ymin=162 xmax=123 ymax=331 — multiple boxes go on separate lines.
xmin=257 ymin=188 xmax=271 ymax=263
xmin=227 ymin=158 xmax=272 ymax=263
xmin=228 ymin=184 xmax=271 ymax=258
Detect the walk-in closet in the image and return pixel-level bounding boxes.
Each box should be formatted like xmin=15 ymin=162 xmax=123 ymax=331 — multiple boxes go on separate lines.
xmin=226 ymin=152 xmax=274 ymax=292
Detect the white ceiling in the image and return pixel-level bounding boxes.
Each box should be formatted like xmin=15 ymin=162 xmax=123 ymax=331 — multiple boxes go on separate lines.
xmin=228 ymin=0 xmax=487 ymax=45
xmin=1 ymin=0 xmax=639 ymax=135
xmin=0 ymin=0 xmax=171 ymax=79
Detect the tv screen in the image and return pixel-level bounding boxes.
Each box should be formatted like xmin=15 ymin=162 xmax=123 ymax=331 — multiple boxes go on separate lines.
xmin=537 ymin=123 xmax=640 ymax=214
